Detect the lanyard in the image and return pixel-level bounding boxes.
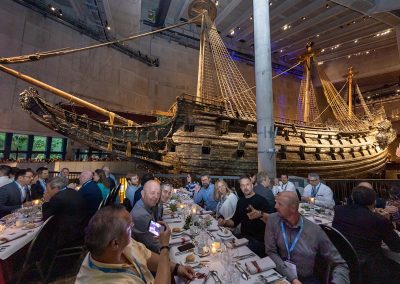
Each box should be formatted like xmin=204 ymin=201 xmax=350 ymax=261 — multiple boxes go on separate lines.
xmin=280 ymin=217 xmax=304 ymax=261
xmin=312 ymin=183 xmax=321 ymax=197
xmin=88 ymin=256 xmax=146 ymax=283
xmin=282 ymin=183 xmax=288 ymax=191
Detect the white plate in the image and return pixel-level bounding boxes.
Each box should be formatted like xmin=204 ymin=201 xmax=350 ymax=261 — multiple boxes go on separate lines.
xmin=195 ymin=247 xmax=210 ymax=257
xmin=217 ymin=230 xmax=232 ymax=238
xmin=171 ymin=229 xmax=185 ymax=236
xmin=182 ymin=255 xmax=200 ymax=267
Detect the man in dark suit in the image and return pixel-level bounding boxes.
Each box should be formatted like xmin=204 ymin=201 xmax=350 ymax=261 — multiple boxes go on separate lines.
xmin=43 ymin=176 xmax=89 ymax=248
xmin=333 ymin=185 xmax=400 ymax=284
xmin=78 ymin=171 xmax=102 ymax=217
xmin=0 ymin=169 xmax=33 ymax=217
xmin=30 ymin=167 xmax=48 ymax=199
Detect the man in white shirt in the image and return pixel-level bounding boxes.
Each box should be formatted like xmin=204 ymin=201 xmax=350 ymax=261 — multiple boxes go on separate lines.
xmin=302 ymin=173 xmax=335 ymax=209
xmin=274 ymin=174 xmax=296 ymax=196
xmin=0 ymin=165 xmax=12 ymax=188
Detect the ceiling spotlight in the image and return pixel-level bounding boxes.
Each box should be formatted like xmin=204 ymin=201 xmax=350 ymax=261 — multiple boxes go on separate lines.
xmin=48 ymin=4 xmax=56 ymax=11
xmin=302 ymin=16 xmax=306 ymax=20
xmin=59 ymin=9 xmax=63 ymax=16
xmin=347 ymin=55 xmax=351 ymax=58
xmin=321 ymin=48 xmax=325 ymax=52
xmin=230 ymin=30 xmax=235 ymax=36
xmin=106 ymin=25 xmax=111 ymax=30
xmin=352 ymin=20 xmax=356 ymax=24
xmin=250 ymin=16 xmax=253 ymax=21
xmin=367 ymin=96 xmax=371 ymax=99
xmin=354 ymin=39 xmax=358 ymax=43
xmin=282 ymin=24 xmax=290 ymax=31
xmin=326 ymin=3 xmax=330 ymax=8
xmin=215 ymin=0 xmax=219 ymax=6
xmin=269 ymin=1 xmax=272 ymax=6
xmin=280 ymin=49 xmax=283 ymax=53
xmin=396 ymin=89 xmax=400 ymax=93
xmin=366 ymin=50 xmax=370 ymax=54
xmin=316 ymin=34 xmax=320 ymax=38
xmin=318 ymin=61 xmax=324 ymax=65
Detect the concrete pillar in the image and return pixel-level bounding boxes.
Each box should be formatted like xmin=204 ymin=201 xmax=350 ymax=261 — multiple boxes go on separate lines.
xmin=253 ymin=0 xmax=276 ymax=177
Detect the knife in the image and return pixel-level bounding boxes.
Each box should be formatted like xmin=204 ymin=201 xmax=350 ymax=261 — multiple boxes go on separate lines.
xmin=210 ymin=271 xmax=222 ymax=283
xmin=235 ymin=262 xmax=250 ymax=280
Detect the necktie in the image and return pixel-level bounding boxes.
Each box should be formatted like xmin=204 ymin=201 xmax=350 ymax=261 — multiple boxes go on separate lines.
xmin=312 ymin=186 xmax=316 ymax=197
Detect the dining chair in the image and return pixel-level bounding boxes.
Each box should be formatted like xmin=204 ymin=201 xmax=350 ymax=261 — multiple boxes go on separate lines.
xmin=17 ymin=215 xmax=57 ymax=284
xmin=320 ymin=224 xmax=361 ymax=284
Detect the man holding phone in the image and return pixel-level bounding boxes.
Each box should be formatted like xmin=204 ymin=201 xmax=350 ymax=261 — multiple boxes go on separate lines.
xmin=76 ymin=205 xmax=195 ymax=283
xmin=131 ymin=180 xmax=163 ymax=252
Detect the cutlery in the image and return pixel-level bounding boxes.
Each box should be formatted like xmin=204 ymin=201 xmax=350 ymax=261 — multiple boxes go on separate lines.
xmin=235 ymin=262 xmax=250 ymax=280
xmin=206 ymin=230 xmax=215 ymax=240
xmin=233 ymin=252 xmax=255 ymax=260
xmin=217 ymin=226 xmax=223 ymax=231
xmin=166 ymin=220 xmax=182 ymax=224
xmin=210 ymin=271 xmax=222 ymax=283
xmin=202 ymin=272 xmax=211 ymax=284
xmin=175 ymin=248 xmax=194 ymax=256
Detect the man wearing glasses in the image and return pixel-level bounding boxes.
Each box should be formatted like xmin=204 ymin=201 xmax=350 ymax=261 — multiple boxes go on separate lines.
xmin=0 ymin=169 xmax=34 ymax=217
xmin=302 ymin=173 xmax=335 ymax=209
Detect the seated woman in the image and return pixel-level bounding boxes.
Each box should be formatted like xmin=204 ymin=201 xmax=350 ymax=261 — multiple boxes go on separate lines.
xmin=215 ymin=179 xmax=238 ymax=220
xmin=386 ymin=186 xmax=400 ymax=229
xmin=179 ymin=173 xmax=199 ymax=197
xmin=93 ymin=169 xmax=110 ymax=200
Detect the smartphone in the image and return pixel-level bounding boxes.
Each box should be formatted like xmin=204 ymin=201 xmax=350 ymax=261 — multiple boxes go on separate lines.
xmin=246 ymin=205 xmax=253 ymax=213
xmin=148 ymin=220 xmax=162 ymax=236
xmin=177 ymin=243 xmax=195 ymax=252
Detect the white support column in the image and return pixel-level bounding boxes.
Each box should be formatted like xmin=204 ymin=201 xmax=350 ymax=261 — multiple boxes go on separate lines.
xmin=253 ymin=0 xmax=276 ymax=177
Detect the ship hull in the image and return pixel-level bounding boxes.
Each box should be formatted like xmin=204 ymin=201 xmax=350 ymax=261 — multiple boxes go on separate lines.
xmin=20 ymin=89 xmax=395 ymax=178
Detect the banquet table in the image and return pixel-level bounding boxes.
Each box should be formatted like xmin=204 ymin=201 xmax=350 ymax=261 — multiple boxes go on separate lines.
xmin=0 ymin=225 xmax=41 ymax=260
xmin=166 ymin=197 xmax=290 ymax=284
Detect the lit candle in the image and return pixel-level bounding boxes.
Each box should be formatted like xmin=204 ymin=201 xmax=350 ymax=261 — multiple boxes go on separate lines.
xmin=212 ymin=242 xmax=221 ymax=250
xmin=192 ymin=207 xmax=197 ymax=215
xmin=211 ymin=246 xmax=217 ymax=254
xmin=33 ymin=199 xmax=40 ymax=206
xmin=173 ymin=188 xmax=177 ymax=194
xmin=310 ymin=197 xmax=315 ymax=204
xmin=179 ymin=204 xmax=184 ymax=209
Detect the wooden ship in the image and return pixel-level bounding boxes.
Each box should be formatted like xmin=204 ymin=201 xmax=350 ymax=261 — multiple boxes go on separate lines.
xmin=0 ymin=0 xmax=395 ymax=178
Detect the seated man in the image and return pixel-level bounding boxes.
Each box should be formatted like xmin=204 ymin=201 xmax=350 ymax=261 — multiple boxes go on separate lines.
xmin=78 ymin=171 xmax=103 ymax=218
xmin=125 ymin=173 xmax=140 ymax=207
xmin=0 ymin=169 xmax=33 ymax=217
xmin=333 ymin=185 xmax=400 ymax=284
xmin=42 ymin=176 xmax=89 ymax=248
xmin=218 ymin=175 xmax=274 ymax=257
xmin=274 ymin=174 xmax=297 ymax=195
xmin=132 ymin=173 xmax=155 ymax=208
xmin=0 ymin=165 xmax=12 ymax=188
xmin=265 ymin=192 xmax=349 ymax=284
xmin=253 ymin=171 xmax=275 ymax=211
xmin=302 ymin=173 xmax=335 ymax=209
xmin=76 ymin=205 xmax=194 ymax=284
xmin=193 ymin=174 xmax=217 ymax=212
xmin=155 ymin=183 xmax=172 ymax=221
xmin=131 ymin=180 xmax=162 ymax=252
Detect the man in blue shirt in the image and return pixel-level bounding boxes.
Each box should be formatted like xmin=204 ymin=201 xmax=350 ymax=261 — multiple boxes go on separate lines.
xmin=193 ymin=174 xmax=217 ymax=212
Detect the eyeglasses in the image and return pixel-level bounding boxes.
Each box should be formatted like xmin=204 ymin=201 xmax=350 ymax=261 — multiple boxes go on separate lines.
xmin=24 ymin=175 xmax=34 ymax=179
xmin=309 ymin=179 xmax=318 ymax=182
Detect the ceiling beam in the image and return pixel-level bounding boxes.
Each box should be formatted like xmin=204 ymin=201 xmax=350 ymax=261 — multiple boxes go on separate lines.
xmin=215 ymin=0 xmax=242 ymax=26
xmin=220 ymin=6 xmax=252 ymax=36
xmin=176 ymin=0 xmax=191 ymax=21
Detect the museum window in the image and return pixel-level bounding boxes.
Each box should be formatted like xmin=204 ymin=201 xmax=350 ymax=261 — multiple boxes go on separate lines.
xmin=0 ymin=132 xmax=67 ymax=161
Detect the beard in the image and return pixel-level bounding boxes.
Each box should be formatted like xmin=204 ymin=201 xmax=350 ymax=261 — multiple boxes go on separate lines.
xmin=203 ymin=183 xmax=209 ymax=189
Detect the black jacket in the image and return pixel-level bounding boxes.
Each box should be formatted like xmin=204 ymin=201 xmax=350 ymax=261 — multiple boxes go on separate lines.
xmin=0 ymin=181 xmax=30 ymax=217
xmin=42 ymin=188 xmax=89 ymax=248
xmin=79 ymin=180 xmax=103 ymax=217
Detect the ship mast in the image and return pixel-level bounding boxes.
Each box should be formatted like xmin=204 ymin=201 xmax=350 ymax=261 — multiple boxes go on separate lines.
xmin=196 ymin=13 xmax=206 ymax=102
xmin=0 ymin=64 xmax=136 ymax=126
xmin=347 ymin=67 xmax=354 ymax=118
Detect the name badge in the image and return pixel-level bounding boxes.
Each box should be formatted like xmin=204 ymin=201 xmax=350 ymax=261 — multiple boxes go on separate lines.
xmin=284 ymin=260 xmax=297 ymax=278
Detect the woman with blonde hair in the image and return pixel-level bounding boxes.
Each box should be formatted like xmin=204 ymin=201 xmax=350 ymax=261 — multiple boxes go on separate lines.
xmin=215 ymin=179 xmax=238 ymax=220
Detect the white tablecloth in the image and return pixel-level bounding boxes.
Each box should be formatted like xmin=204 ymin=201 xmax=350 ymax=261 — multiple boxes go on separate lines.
xmin=0 ymin=225 xmax=41 ymax=260
xmin=166 ymin=204 xmax=289 ymax=284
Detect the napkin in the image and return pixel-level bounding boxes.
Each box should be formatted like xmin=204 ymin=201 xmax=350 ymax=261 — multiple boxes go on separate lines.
xmin=0 ymin=231 xmax=27 ymax=244
xmin=198 ymin=210 xmax=213 ymax=215
xmin=245 ymin=256 xmax=276 ymax=274
xmin=169 ymin=236 xmax=191 ymax=246
xmin=163 ymin=213 xmax=178 ymax=220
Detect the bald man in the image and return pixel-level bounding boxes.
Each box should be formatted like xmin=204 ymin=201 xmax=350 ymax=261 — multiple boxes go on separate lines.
xmin=265 ymin=192 xmax=349 ymax=284
xmin=78 ymin=171 xmax=103 ymax=217
xmin=130 ymin=180 xmax=162 ymax=252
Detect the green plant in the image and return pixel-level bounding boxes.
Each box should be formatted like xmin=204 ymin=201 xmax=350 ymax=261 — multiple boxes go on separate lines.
xmin=169 ymin=203 xmax=178 ymax=212
xmin=183 ymin=215 xmax=192 ymax=230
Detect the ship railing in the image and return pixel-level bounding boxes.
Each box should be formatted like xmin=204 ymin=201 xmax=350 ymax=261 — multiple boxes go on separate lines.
xmin=178 ymin=93 xmax=226 ymax=108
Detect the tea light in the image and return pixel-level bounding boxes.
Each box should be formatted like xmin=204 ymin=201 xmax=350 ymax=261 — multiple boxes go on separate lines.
xmin=192 ymin=208 xmax=197 ymax=215
xmin=179 ymin=204 xmax=185 ymax=209
xmin=309 ymin=197 xmax=315 ymax=204
xmin=16 ymin=219 xmax=24 ymax=228
xmin=33 ymin=199 xmax=40 ymax=206
xmin=173 ymin=188 xmax=177 ymax=194
xmin=211 ymin=246 xmax=217 ymax=254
